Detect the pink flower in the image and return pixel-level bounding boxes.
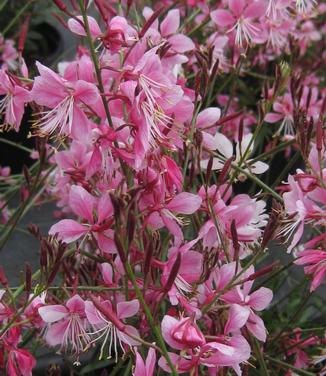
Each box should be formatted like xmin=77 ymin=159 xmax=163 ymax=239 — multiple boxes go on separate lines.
xmin=31 ymin=62 xmax=99 ymax=139
xmin=161 ymin=240 xmax=203 ymax=305
xmin=133 ymin=348 xmax=156 ymax=376
xmin=211 ymin=0 xmax=266 ymax=47
xmin=49 ymin=185 xmax=116 ymax=254
xmin=161 ymin=314 xmax=206 ymax=350
xmin=201 ymin=132 xmax=269 ymax=175
xmin=144 ymin=192 xmax=202 ymax=242
xmin=294 ymin=234 xmax=326 ymax=291
xmin=85 ymin=298 xmax=140 ymax=360
xmin=0 ymin=35 xmax=18 ymax=70
xmin=279 ymin=175 xmax=324 ymax=252
xmin=221 ymin=265 xmax=273 ymax=342
xmin=7 ymin=348 xmax=36 ymax=376
xmin=38 ymin=295 xmax=90 ymax=356
xmin=143 ymin=8 xmax=195 ymax=54
xmin=0 ymin=70 xmax=31 ymax=131
xmin=159 ymin=335 xmax=250 ymax=375
xmin=284 ymin=328 xmax=319 ymax=370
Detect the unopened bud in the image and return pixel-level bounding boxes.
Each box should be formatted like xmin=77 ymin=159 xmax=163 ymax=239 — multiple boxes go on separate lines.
xmin=162 ymin=252 xmax=181 ymax=294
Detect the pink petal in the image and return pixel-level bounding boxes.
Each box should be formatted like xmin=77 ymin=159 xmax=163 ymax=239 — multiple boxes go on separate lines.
xmin=73 ymin=80 xmax=99 ymax=105
xmin=160 ymin=9 xmax=180 ymax=37
xmin=264 ymin=113 xmax=283 ymax=123
xmin=196 ymin=107 xmax=221 ymax=128
xmin=67 ymin=16 xmax=101 ymax=38
xmin=161 ymin=315 xmax=184 ymax=350
xmin=166 ymin=192 xmax=202 ymax=214
xmin=117 ymin=299 xmax=139 ymax=319
xmin=229 ymin=0 xmax=246 ymax=16
xmin=224 ymin=304 xmax=250 ymax=334
xmin=246 ymin=312 xmax=267 ymax=342
xmin=249 ymin=287 xmax=273 ymax=311
xmin=162 ymin=214 xmax=183 ymax=240
xmin=244 ymin=1 xmax=267 ymax=18
xmin=101 ymin=263 xmax=113 ymax=285
xmin=168 ymin=34 xmax=195 ymax=53
xmin=287 ymin=221 xmax=304 ymax=253
xmin=250 ymin=161 xmax=269 ymax=174
xmin=31 ymin=62 xmax=66 ymax=107
xmin=69 ymin=185 xmax=96 ymax=222
xmin=49 ymin=219 xmax=87 ymax=243
xmin=71 ymin=106 xmax=91 ymax=141
xmin=119 ymin=325 xmax=141 ymax=346
xmin=212 ymin=132 xmax=233 ymax=158
xmin=95 ymin=231 xmax=117 ymax=254
xmin=66 ymin=294 xmax=85 ymax=314
xmin=146 ymin=348 xmax=157 ymax=375
xmin=45 ymin=320 xmax=69 ymax=346
xmin=97 ymin=194 xmax=113 ymax=224
xmin=134 ymin=350 xmax=146 ymax=376
xmin=211 ymin=9 xmax=235 ymax=27
xmin=38 ymin=305 xmax=68 ymax=323
xmin=179 ymin=251 xmax=203 ymax=283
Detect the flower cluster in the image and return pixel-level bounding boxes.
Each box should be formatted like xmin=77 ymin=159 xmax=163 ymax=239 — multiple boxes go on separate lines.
xmin=0 ymin=0 xmax=325 ymax=375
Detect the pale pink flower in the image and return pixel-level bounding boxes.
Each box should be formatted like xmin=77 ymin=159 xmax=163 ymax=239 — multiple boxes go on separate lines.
xmin=279 ymin=175 xmax=324 ymax=252
xmin=144 ymin=192 xmax=202 ymax=242
xmin=31 ymin=62 xmax=99 ymax=139
xmin=294 ymin=234 xmax=326 ymax=291
xmin=217 ymin=264 xmax=273 ymax=341
xmin=201 ymin=132 xmax=269 ymax=176
xmin=38 ymin=295 xmax=90 ymax=357
xmin=0 ymin=70 xmax=30 ymax=131
xmin=211 ymin=0 xmax=266 ymax=47
xmin=161 ymin=240 xmax=202 ymax=305
xmin=85 ymin=299 xmax=140 ymax=360
xmin=49 ymin=185 xmax=116 ymax=254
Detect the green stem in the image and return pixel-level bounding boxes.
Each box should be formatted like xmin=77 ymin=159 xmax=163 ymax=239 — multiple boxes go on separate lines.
xmin=265 ymin=355 xmax=316 ymax=376
xmin=78 ymin=0 xmax=114 ymax=129
xmin=124 ymin=261 xmax=178 ymax=376
xmin=2 ymin=0 xmax=34 ymax=36
xmin=252 ymin=337 xmax=269 ymax=376
xmin=231 ymin=162 xmax=284 ymax=203
xmin=0 ymin=138 xmax=33 ymax=153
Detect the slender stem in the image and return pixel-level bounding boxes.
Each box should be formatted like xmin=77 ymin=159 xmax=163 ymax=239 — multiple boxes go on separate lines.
xmin=0 ymin=137 xmax=33 ymax=153
xmin=265 ymin=355 xmax=316 ymax=376
xmin=2 ymin=0 xmax=34 ymax=36
xmin=124 ymin=261 xmax=178 ymax=376
xmin=78 ymin=0 xmax=114 ymax=129
xmin=252 ymin=337 xmax=269 ymax=376
xmin=231 ymin=162 xmax=284 ymax=203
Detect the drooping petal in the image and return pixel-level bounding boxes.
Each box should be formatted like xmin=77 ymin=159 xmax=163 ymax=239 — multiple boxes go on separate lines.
xmin=38 ymin=305 xmax=68 ymax=323
xmin=48 ymin=219 xmax=87 ymax=243
xmin=67 ymin=16 xmax=102 ymax=38
xmin=117 ymin=299 xmax=140 ymax=319
xmin=45 ymin=320 xmax=69 ymax=346
xmin=196 ymin=107 xmax=221 ymax=128
xmin=166 ymin=192 xmax=202 ymax=214
xmin=224 ymin=304 xmax=250 ymax=334
xmin=246 ymin=312 xmax=267 ymax=341
xmin=249 ymin=287 xmax=273 ymax=311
